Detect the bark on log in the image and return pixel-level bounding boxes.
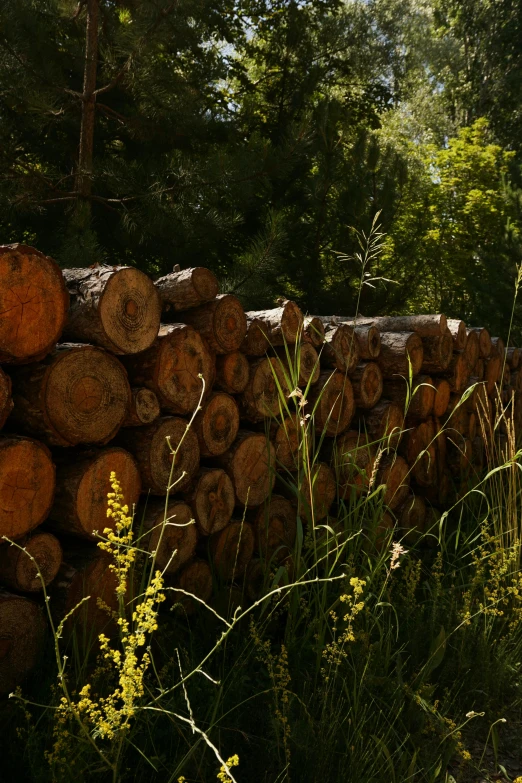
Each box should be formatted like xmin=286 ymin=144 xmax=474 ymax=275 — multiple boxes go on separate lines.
xmin=376 ymin=454 xmax=410 ymax=510
xmin=122 ymin=387 xmax=160 ymax=427
xmin=180 ymin=294 xmax=247 ymax=354
xmin=215 ymin=351 xmax=250 ymax=394
xmin=216 ymin=431 xmax=275 ymax=507
xmin=0 ymin=593 xmax=46 ymax=694
xmin=335 ymin=431 xmax=376 ymax=498
xmin=252 ymin=495 xmax=297 ymax=562
xmin=446 ymin=319 xmax=467 ymax=350
xmin=193 ymin=392 xmax=239 ymax=456
xmin=209 ymin=521 xmax=254 ymax=580
xmin=184 ymin=468 xmax=234 ymax=536
xmin=507 ymin=347 xmax=521 ymax=370
xmin=276 ymin=343 xmax=320 ymax=387
xmin=377 ymin=332 xmax=424 ymax=378
xmin=143 ymin=500 xmax=197 ymax=574
xmin=62 ymin=265 xmax=161 ymax=354
xmin=241 ymin=316 xmax=270 ymax=356
xmin=383 ymin=374 xmax=434 ymax=420
xmin=240 ymin=357 xmax=289 ymax=421
xmin=245 ymin=300 xmax=304 ymax=346
xmin=0 ymin=532 xmax=62 ymax=592
xmin=421 ymin=331 xmax=453 ymax=373
xmin=10 ymin=344 xmax=131 ymax=447
xmin=121 ymin=323 xmax=214 ymax=416
xmin=432 ymin=378 xmax=451 ymax=418
xmin=463 ymin=329 xmax=480 ymax=369
xmin=0 ymin=436 xmax=55 ymax=539
xmin=155 ymin=267 xmax=219 ymax=311
xmin=351 ymin=363 xmax=383 ymax=410
xmin=307 ymin=371 xmax=354 ymax=437
xmin=48 ymin=447 xmax=141 ymax=540
xmin=357 ymin=399 xmax=404 ymax=446
xmin=320 ymin=322 xmax=359 ymax=373
xmin=351 ymin=313 xmax=446 ymax=337
xmin=0 ymin=368 xmax=13 ymax=430
xmin=168 ymin=559 xmax=213 ymax=615
xmin=0 ymin=244 xmax=69 ymax=364
xmin=300 ymin=462 xmax=336 ymax=521
xmin=118 ymin=416 xmax=199 ymax=494
xmin=303 ymin=316 xmax=325 ymax=348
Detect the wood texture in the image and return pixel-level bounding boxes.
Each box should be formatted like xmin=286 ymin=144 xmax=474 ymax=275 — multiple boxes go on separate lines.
xmin=376 ymin=454 xmax=410 ymax=510
xmin=193 ymin=392 xmax=239 ymax=456
xmin=335 ymin=431 xmax=376 ymax=498
xmin=209 ymin=521 xmax=254 ymax=580
xmin=358 ymin=399 xmax=404 ymax=446
xmin=303 ymin=316 xmax=325 ymax=347
xmin=0 ymin=593 xmax=46 ymax=693
xmin=352 ymin=313 xmax=446 ymax=337
xmin=276 ymin=342 xmax=320 ymax=387
xmin=377 ymin=332 xmax=424 ymax=377
xmin=181 ymin=294 xmax=247 ymax=354
xmin=155 ymin=267 xmax=219 ymax=311
xmin=421 ymin=331 xmax=453 ymax=373
xmin=252 ymin=495 xmax=297 ymax=561
xmin=300 ymin=462 xmax=336 ymax=521
xmin=169 ymin=559 xmax=213 ymax=614
xmin=144 ymin=500 xmax=198 ymax=574
xmin=184 ymin=468 xmax=234 ymax=536
xmin=383 ymin=374 xmax=434 ymax=420
xmin=307 ymin=371 xmax=354 ymax=436
xmin=432 ymin=378 xmax=451 ymax=418
xmin=351 ymin=363 xmax=383 ymax=410
xmin=217 ymin=431 xmax=276 ymax=507
xmin=446 ymin=319 xmax=467 ymax=350
xmin=321 ymin=322 xmax=359 ymax=373
xmin=215 ymin=351 xmax=250 ymax=394
xmin=240 ymin=357 xmax=288 ymax=421
xmin=0 ymin=367 xmax=13 ymax=430
xmin=245 ymin=300 xmax=304 ymax=346
xmin=122 ymin=387 xmax=160 ymax=427
xmin=468 ymin=327 xmax=492 ymax=359
xmin=0 ymin=533 xmax=62 ymax=592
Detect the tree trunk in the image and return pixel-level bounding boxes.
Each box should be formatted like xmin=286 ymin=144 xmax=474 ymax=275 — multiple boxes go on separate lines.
xmin=357 ymin=399 xmax=404 ymax=446
xmin=350 ymin=362 xmax=383 ymax=410
xmin=307 ymin=371 xmax=354 ymax=437
xmin=215 ymin=351 xmax=250 ymax=394
xmin=377 ymin=332 xmax=424 ymax=377
xmin=0 ymin=368 xmax=13 ymax=431
xmin=351 ymin=313 xmax=446 ymax=337
xmin=0 ymin=593 xmax=46 ymax=694
xmin=239 ymin=357 xmax=288 ymax=421
xmin=252 ymin=495 xmax=296 ymax=562
xmin=184 ymin=468 xmax=234 ymax=536
xmin=193 ymin=392 xmax=239 ymax=457
xmin=122 ymin=387 xmax=160 ymax=427
xmin=143 ymin=500 xmax=198 ymax=575
xmin=376 ymin=454 xmax=410 ymax=510
xmin=216 ymin=431 xmax=275 ymax=507
xmin=302 ymin=316 xmax=325 ymax=348
xmin=209 ymin=521 xmax=254 ymax=580
xmin=421 ymin=331 xmax=453 ymax=373
xmin=383 ymin=374 xmax=434 ymax=420
xmin=180 ymin=294 xmax=247 ymax=354
xmin=0 ymin=532 xmax=62 ymax=593
xmin=155 ymin=267 xmax=219 ymax=312
xmin=446 ymin=319 xmax=467 ymax=350
xmin=168 ymin=559 xmax=213 ymax=615
xmin=245 ymin=300 xmax=304 ymax=346
xmin=468 ymin=327 xmax=492 ymax=358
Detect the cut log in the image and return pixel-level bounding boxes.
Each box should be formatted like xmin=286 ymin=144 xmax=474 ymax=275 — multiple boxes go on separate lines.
xmin=272 ymin=415 xmax=302 ymax=471
xmin=48 ymin=447 xmax=141 ymax=540
xmin=245 ymin=558 xmax=265 ymax=602
xmin=398 ymin=493 xmax=426 ymax=543
xmin=447 ymin=434 xmax=472 ymax=477
xmin=468 ymin=410 xmax=477 ymax=441
xmin=335 ymin=431 xmax=376 ymax=498
xmin=490 ymin=336 xmax=506 ymax=361
xmin=422 ymin=468 xmax=454 ymax=508
xmin=432 ymin=378 xmax=451 ymax=418
xmin=0 ymin=532 xmax=62 ymax=592
xmin=365 ymin=511 xmax=395 ymax=554
xmin=320 ymin=322 xmax=359 ymax=373
xmin=358 ymin=399 xmax=404 ymax=446
xmin=446 ymin=319 xmax=467 ymax=350
xmin=377 ymin=332 xmax=424 ymax=378
xmin=443 ymin=395 xmax=469 ymax=438
xmin=0 ymin=368 xmax=13 ymax=430
xmin=144 ymin=500 xmax=197 ymax=574
xmin=468 ymin=327 xmax=492 ymax=359
xmin=485 ymin=355 xmax=502 ymax=396
xmin=307 ymin=371 xmax=354 ymax=437
xmin=472 ymin=359 xmax=485 ymax=380
xmin=354 ymin=324 xmax=381 ymax=360
xmin=376 ymin=454 xmax=410 ymax=510
xmin=180 ymin=294 xmax=247 ymax=354
xmin=217 ymin=431 xmax=275 ymax=507
xmin=463 ymin=329 xmax=480 ymax=369
xmin=169 ymin=559 xmax=213 ymax=615
xmin=193 ymin=392 xmax=239 ymax=456
xmin=300 ymin=462 xmax=336 ymax=521
xmin=10 ymin=344 xmax=131 ymax=447
xmin=118 ymin=416 xmax=199 ymax=494
xmin=240 ymin=357 xmax=288 ymax=421
xmin=209 ymin=521 xmax=254 ymax=580
xmin=511 ymin=371 xmax=522 ymax=394
xmin=382 ymin=374 xmax=434 ymax=420
xmin=351 ymin=363 xmax=383 ymax=410
xmin=121 ymin=323 xmax=213 ymax=416
xmin=352 ymin=313 xmax=446 ymax=337
xmin=155 ymin=267 xmax=219 ymax=311
xmin=215 ymin=351 xmax=250 ymax=394
xmin=0 ymin=244 xmax=69 ymax=364
xmin=303 ymin=316 xmax=325 ymax=348
xmin=241 ymin=316 xmax=270 ymax=356
xmin=421 ymin=331 xmax=453 ymax=373
xmin=184 ymin=468 xmax=234 ymax=536
xmin=401 ymin=421 xmax=437 ymax=486
xmin=245 ymin=300 xmax=303 ymax=346
xmin=122 ymin=387 xmax=160 ymax=427
xmin=0 ymin=436 xmax=55 ymax=539
xmin=436 ymin=352 xmax=470 ymax=392
xmin=276 ymin=343 xmax=320 ymax=387
xmin=63 ymin=265 xmax=161 ymax=354
xmin=252 ymin=495 xmax=297 ymax=562
xmin=506 ymin=347 xmax=521 ymax=370
xmin=0 ymin=593 xmax=46 ymax=694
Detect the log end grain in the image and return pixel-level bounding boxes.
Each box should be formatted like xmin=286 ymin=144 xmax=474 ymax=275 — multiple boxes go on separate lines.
xmin=169 ymin=559 xmax=213 ymax=615
xmin=210 ymin=521 xmax=254 ymax=580
xmin=194 ymin=392 xmax=239 ymax=456
xmin=219 ymin=432 xmax=276 ymax=507
xmin=0 ymin=533 xmax=62 ymax=592
xmin=303 ymin=316 xmax=325 ymax=348
xmin=156 ymin=267 xmax=219 ymax=311
xmin=123 ymin=387 xmax=160 ymax=427
xmin=185 ymin=468 xmax=235 ymax=536
xmin=215 ymin=351 xmax=250 ymax=394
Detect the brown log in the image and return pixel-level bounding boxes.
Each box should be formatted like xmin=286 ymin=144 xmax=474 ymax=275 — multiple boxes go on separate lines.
xmin=472 ymin=359 xmax=485 ymax=380
xmin=121 ymin=323 xmax=213 ymax=416
xmin=436 ymin=352 xmax=470 ymax=392
xmin=0 ymin=244 xmax=69 ymax=364
xmin=0 ymin=368 xmax=13 ymax=430
xmin=184 ymin=468 xmax=234 ymax=536
xmin=169 ymin=559 xmax=213 ymax=615
xmin=209 ymin=521 xmax=254 ymax=580
xmin=432 ymin=378 xmax=451 ymax=418
xmin=193 ymin=392 xmax=239 ymax=456
xmin=240 ymin=357 xmax=288 ymax=421
xmin=377 ymin=332 xmax=424 ymax=378
xmin=0 ymin=532 xmax=62 ymax=592
xmin=467 ymin=327 xmax=491 ymax=359
xmin=307 ymin=371 xmax=354 ymax=437
xmin=155 ymin=267 xmax=219 ymax=311
xmin=382 ymin=374 xmax=434 ymax=420
xmin=468 ymin=410 xmax=477 ymax=441
xmin=485 ymin=355 xmax=502 ymax=396
xmin=376 ymin=454 xmax=410 ymax=510
xmin=506 ymin=347 xmax=521 ymax=370
xmin=351 ymin=313 xmax=446 ymax=337
xmin=351 ymin=363 xmax=383 ymax=410
xmin=444 ymin=395 xmax=470 ymax=438
xmin=320 ymin=322 xmax=359 ymax=373
xmin=241 ymin=316 xmax=270 ymax=356
xmin=511 ymin=371 xmax=522 ymax=394
xmin=0 ymin=436 xmax=55 ymax=540
xmin=122 ymin=387 xmax=160 ymax=427
xmin=303 ymin=316 xmax=325 ymax=348
xmin=354 ymin=324 xmax=381 ymax=360
xmin=447 ymin=434 xmax=472 ymax=477
xmin=421 ymin=331 xmax=453 ymax=373
xmin=245 ymin=558 xmax=265 ymax=602
xmin=118 ymin=416 xmax=199 ymax=494
xmin=398 ymin=492 xmax=426 ymax=543
xmin=272 ymin=415 xmax=302 ymax=471
xmin=215 ymin=351 xmax=250 ymax=394
xmin=300 ymin=462 xmax=336 ymax=521
xmin=401 ymin=421 xmax=437 ymax=486
xmin=276 ymin=343 xmax=320 ymax=387
xmin=0 ymin=592 xmax=46 ymax=694
xmin=490 ymin=336 xmax=506 ymax=361
xmin=48 ymin=447 xmax=141 ymax=540
xmin=335 ymin=431 xmax=376 ymax=498
xmin=62 ymin=265 xmax=161 ymax=354
xmin=463 ymin=329 xmax=480 ymax=369
xmin=358 ymin=399 xmax=404 ymax=446
xmin=252 ymin=495 xmax=297 ymax=562
xmin=180 ymin=294 xmax=247 ymax=354
xmin=143 ymin=500 xmax=197 ymax=574
xmin=245 ymin=300 xmax=303 ymax=346
xmin=422 ymin=468 xmax=454 ymax=508
xmin=10 ymin=344 xmax=131 ymax=447
xmin=217 ymin=431 xmax=275 ymax=507
xmin=446 ymin=319 xmax=467 ymax=350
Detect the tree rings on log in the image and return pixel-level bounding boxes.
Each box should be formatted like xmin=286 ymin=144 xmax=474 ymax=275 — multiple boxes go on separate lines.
xmin=10 ymin=345 xmax=131 ymax=447
xmin=376 ymin=454 xmax=410 ymax=510
xmin=0 ymin=436 xmax=55 ymax=539
xmin=377 ymin=332 xmax=423 ymax=378
xmin=308 ymin=371 xmax=354 ymax=437
xmin=0 ymin=244 xmax=69 ymax=364
xmin=0 ymin=533 xmax=62 ymax=592
xmin=63 ymin=265 xmax=161 ymax=354
xmin=155 ymin=267 xmax=219 ymax=311
xmin=446 ymin=319 xmax=467 ymax=350
xmin=215 ymin=351 xmax=250 ymax=394
xmin=122 ymin=387 xmax=160 ymax=427
xmin=350 ymin=362 xmax=383 ymax=410
xmin=354 ymin=324 xmax=381 ymax=360
xmin=169 ymin=559 xmax=213 ymax=615
xmin=217 ymin=431 xmax=275 ymax=507
xmin=252 ymin=495 xmax=297 ymax=562
xmin=144 ymin=501 xmax=197 ymax=574
xmin=303 ymin=316 xmax=325 ymax=347
xmin=209 ymin=521 xmax=254 ymax=580
xmin=184 ymin=468 xmax=234 ymax=536
xmin=485 ymin=355 xmax=502 ymax=396
xmin=335 ymin=431 xmax=376 ymax=498
xmin=240 ymin=357 xmax=288 ymax=421
xmin=0 ymin=367 xmax=13 ymax=430
xmin=421 ymin=331 xmax=453 ymax=373
xmin=438 ymin=352 xmax=470 ymax=393
xmin=180 ymin=294 xmax=247 ymax=354
xmin=300 ymin=462 xmax=336 ymax=521
xmin=398 ymin=493 xmax=426 ymax=543
xmin=0 ymin=593 xmax=46 ymax=694
xmin=241 ymin=317 xmax=270 ymax=356
xmin=245 ymin=300 xmax=303 ymax=346
xmin=321 ymin=323 xmax=359 ymax=373
xmin=193 ymin=392 xmax=239 ymax=456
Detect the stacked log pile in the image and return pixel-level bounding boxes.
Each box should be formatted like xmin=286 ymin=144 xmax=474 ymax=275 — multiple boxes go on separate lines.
xmin=0 ymin=243 xmax=518 ymax=693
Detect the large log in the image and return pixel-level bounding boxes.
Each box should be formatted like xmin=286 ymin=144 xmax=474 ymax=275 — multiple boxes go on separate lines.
xmin=382 ymin=374 xmax=434 ymax=420
xmin=300 ymin=462 xmax=336 ymax=521
xmin=143 ymin=500 xmax=198 ymax=574
xmin=471 ymin=359 xmax=485 ymax=381
xmin=209 ymin=521 xmax=254 ymax=580
xmin=320 ymin=322 xmax=359 ymax=373
xmin=0 ymin=244 xmax=69 ymax=364
xmin=468 ymin=327 xmax=491 ymax=359
xmin=357 ymin=399 xmax=404 ymax=446
xmin=0 ymin=368 xmax=13 ymax=430
xmin=48 ymin=447 xmax=141 ymax=540
xmin=121 ymin=323 xmax=214 ymax=416
xmin=421 ymin=331 xmax=453 ymax=373
xmin=62 ymin=265 xmax=161 ymax=354
xmin=322 ymin=318 xmax=380 ymax=360
xmin=432 ymin=378 xmax=451 ymax=418
xmin=0 ymin=436 xmax=55 ymax=539
xmin=446 ymin=319 xmax=467 ymax=350
xmin=376 ymin=454 xmax=410 ymax=511
xmin=377 ymin=332 xmax=424 ymax=378
xmin=122 ymin=387 xmax=160 ymax=428
xmin=240 ymin=357 xmax=288 ymax=421
xmin=303 ymin=316 xmax=325 ymax=348
xmin=307 ymin=371 xmax=354 ymax=436
xmin=184 ymin=468 xmax=234 ymax=536
xmin=0 ymin=532 xmax=62 ymax=592
xmin=0 ymin=593 xmax=46 ymax=694
xmin=10 ymin=344 xmax=131 ymax=447
xmin=155 ymin=266 xmax=219 ymax=311
xmin=241 ymin=316 xmax=270 ymax=356
xmin=276 ymin=343 xmax=320 ymax=387
xmin=217 ymin=431 xmax=275 ymax=507
xmin=118 ymin=416 xmax=199 ymax=494
xmin=252 ymin=495 xmax=297 ymax=562
xmin=180 ymin=294 xmax=247 ymax=354
xmin=193 ymin=392 xmax=239 ymax=456
xmin=215 ymin=351 xmax=250 ymax=394
xmin=245 ymin=300 xmax=303 ymax=346
xmin=335 ymin=431 xmax=376 ymax=498
xmin=168 ymin=559 xmax=213 ymax=615
xmin=352 ymin=313 xmax=446 ymax=337
xmin=351 ymin=363 xmax=383 ymax=410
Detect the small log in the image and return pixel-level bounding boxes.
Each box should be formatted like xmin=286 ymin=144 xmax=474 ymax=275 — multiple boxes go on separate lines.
xmin=155 ymin=267 xmax=219 ymax=311
xmin=217 ymin=431 xmax=275 ymax=507
xmin=209 ymin=521 xmax=254 ymax=580
xmin=320 ymin=322 xmax=359 ymax=373
xmin=245 ymin=300 xmax=304 ymax=346
xmin=0 ymin=436 xmax=55 ymax=539
xmin=463 ymin=329 xmax=480 ymax=369
xmin=272 ymin=415 xmax=302 ymax=471
xmin=485 ymin=355 xmax=502 ymax=396
xmin=252 ymin=495 xmax=297 ymax=562
xmin=193 ymin=392 xmax=239 ymax=456
xmin=354 ymin=324 xmax=381 ymax=360
xmin=0 ymin=532 xmax=62 ymax=592
xmin=398 ymin=492 xmax=426 ymax=543
xmin=241 ymin=316 xmax=270 ymax=356
xmin=506 ymin=347 xmax=521 ymax=370
xmin=184 ymin=468 xmax=234 ymax=536
xmin=63 ymin=265 xmax=161 ymax=354
xmin=240 ymin=357 xmax=288 ymax=421
xmin=300 ymin=462 xmax=336 ymax=521
xmin=118 ymin=416 xmax=199 ymax=494
xmin=169 ymin=559 xmax=213 ymax=615
xmin=0 ymin=244 xmax=69 ymax=364
xmin=467 ymin=327 xmax=491 ymax=359
xmin=351 ymin=363 xmax=383 ymax=410
xmin=432 ymin=378 xmax=451 ymax=418
xmin=352 ymin=313 xmax=446 ymax=337
xmin=215 ymin=351 xmax=250 ymax=394
xmin=143 ymin=500 xmax=197 ymax=574
xmin=468 ymin=410 xmax=477 ymax=441
xmin=446 ymin=319 xmax=467 ymax=350
xmin=48 ymin=447 xmax=141 ymax=540
xmin=443 ymin=395 xmax=469 ymax=438
xmin=335 ymin=431 xmax=376 ymax=498
xmin=377 ymin=332 xmax=424 ymax=378
xmin=303 ymin=316 xmax=325 ymax=348
xmin=10 ymin=344 xmax=131 ymax=447
xmin=0 ymin=593 xmax=46 ymax=694
xmin=382 ymin=374 xmax=434 ymax=420
xmin=421 ymin=331 xmax=453 ymax=373
xmin=122 ymin=387 xmax=160 ymax=427
xmin=436 ymin=352 xmax=470 ymax=392
xmin=358 ymin=399 xmax=404 ymax=446
xmin=472 ymin=359 xmax=485 ymax=380
xmin=276 ymin=343 xmax=320 ymax=387
xmin=490 ymin=336 xmax=506 ymax=361
xmin=376 ymin=454 xmax=410 ymax=511
xmin=0 ymin=368 xmax=13 ymax=430
xmin=180 ymin=294 xmax=247 ymax=354
xmin=307 ymin=371 xmax=354 ymax=437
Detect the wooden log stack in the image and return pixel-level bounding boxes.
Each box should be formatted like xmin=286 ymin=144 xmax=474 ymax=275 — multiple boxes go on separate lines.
xmin=0 ymin=245 xmax=518 ymax=692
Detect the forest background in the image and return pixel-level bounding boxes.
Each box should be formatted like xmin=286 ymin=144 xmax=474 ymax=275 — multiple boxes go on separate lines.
xmin=1 ymin=0 xmax=522 ymax=337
